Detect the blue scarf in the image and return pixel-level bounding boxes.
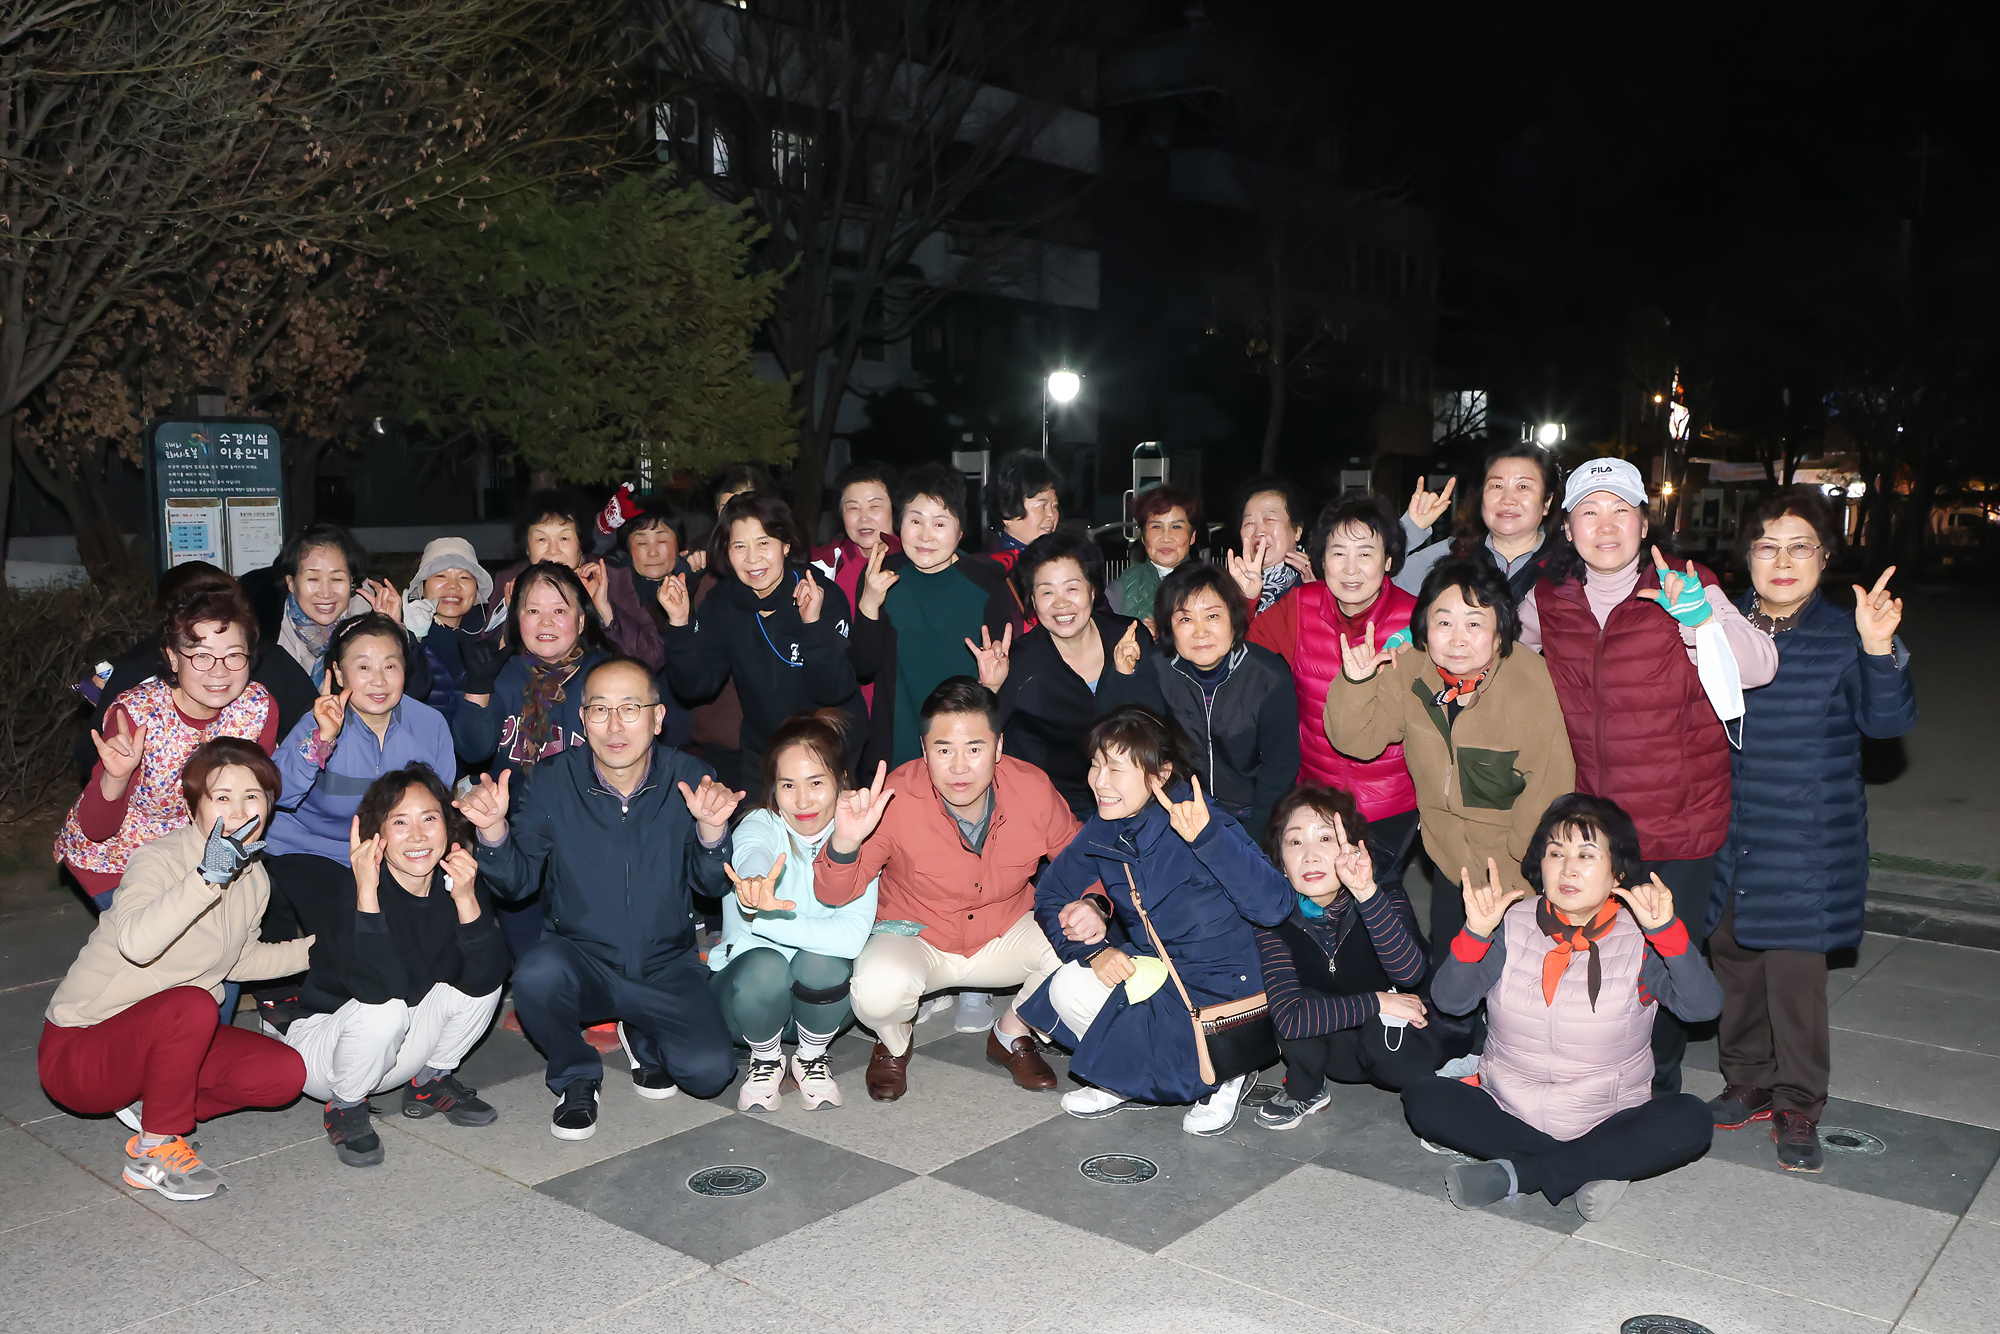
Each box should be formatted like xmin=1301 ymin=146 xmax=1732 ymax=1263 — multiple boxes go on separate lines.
xmin=285 ymin=595 xmax=337 ymax=689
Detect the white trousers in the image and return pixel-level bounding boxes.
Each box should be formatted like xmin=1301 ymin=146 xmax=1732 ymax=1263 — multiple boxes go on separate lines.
xmin=1046 ymin=961 xmax=1117 ymax=1041
xmin=281 ymin=984 xmax=502 ymax=1105
xmin=849 ymin=911 xmax=1062 ymax=1056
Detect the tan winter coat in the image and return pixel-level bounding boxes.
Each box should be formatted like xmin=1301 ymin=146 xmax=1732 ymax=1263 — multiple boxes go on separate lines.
xmin=45 ymin=823 xmax=311 ymax=1028
xmin=1325 ymin=647 xmax=1575 ymax=897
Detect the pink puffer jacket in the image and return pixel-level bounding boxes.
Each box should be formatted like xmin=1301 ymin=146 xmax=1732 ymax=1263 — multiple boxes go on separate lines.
xmin=1479 ymin=899 xmax=1654 ymax=1141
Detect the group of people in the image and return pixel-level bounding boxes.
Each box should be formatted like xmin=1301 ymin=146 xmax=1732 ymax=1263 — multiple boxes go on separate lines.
xmin=38 ymin=442 xmax=1915 ymax=1223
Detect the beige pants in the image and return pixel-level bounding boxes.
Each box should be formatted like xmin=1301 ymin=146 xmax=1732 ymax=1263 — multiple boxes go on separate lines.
xmin=850 ymin=911 xmax=1062 ymax=1055
xmin=1046 ymin=961 xmax=1118 ymax=1040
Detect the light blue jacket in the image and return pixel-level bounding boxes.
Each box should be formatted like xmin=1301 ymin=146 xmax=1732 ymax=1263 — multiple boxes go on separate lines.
xmin=708 ymin=809 xmax=878 ymax=970
xmin=268 ymin=698 xmax=457 ymax=863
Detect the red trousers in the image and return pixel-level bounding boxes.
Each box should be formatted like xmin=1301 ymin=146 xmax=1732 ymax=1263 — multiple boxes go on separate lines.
xmin=39 ymin=986 xmax=306 ymax=1136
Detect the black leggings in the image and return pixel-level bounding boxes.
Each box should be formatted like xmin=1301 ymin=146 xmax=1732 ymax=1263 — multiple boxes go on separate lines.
xmin=1402 ymin=1076 xmax=1712 ymax=1204
xmin=1280 ymin=1018 xmax=1440 ymax=1098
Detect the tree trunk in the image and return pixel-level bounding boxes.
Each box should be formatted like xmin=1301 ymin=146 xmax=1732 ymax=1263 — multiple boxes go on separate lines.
xmin=16 ymin=442 xmax=138 ymax=585
xmin=790 ymin=366 xmax=827 ymax=538
xmin=0 ymin=418 xmax=14 ymax=574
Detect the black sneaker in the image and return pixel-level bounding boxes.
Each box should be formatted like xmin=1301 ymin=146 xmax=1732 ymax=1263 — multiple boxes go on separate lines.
xmin=1255 ymin=1088 xmax=1332 ymax=1130
xmin=1708 ymin=1083 xmax=1774 ymax=1129
xmin=632 ymin=1067 xmax=678 ymax=1100
xmin=402 ymin=1073 xmax=497 ymax=1126
xmin=551 ymin=1078 xmax=601 ymax=1141
xmin=1774 ymin=1109 xmax=1824 ymax=1172
xmin=324 ymin=1101 xmax=384 ymax=1167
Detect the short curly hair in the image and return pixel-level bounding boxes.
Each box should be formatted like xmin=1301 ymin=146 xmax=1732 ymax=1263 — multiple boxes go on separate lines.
xmin=1309 ymin=495 xmax=1407 ymax=579
xmin=355 ymin=763 xmax=474 ymax=851
xmin=162 ymin=587 xmax=260 ymax=668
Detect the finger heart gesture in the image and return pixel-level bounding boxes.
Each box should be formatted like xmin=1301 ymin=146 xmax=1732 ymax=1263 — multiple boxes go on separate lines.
xmin=658 ymin=572 xmax=690 ymax=626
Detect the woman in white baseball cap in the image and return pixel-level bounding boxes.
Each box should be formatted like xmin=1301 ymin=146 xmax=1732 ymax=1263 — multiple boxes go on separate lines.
xmin=1513 ymin=456 xmax=1778 ymax=1099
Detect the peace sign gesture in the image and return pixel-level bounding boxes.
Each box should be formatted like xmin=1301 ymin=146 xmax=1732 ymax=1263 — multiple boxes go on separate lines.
xmin=1852 ymin=565 xmax=1902 ymax=655
xmin=90 ymin=710 xmax=148 ymax=787
xmin=725 ymin=851 xmax=795 ymax=914
xmin=1611 ymin=871 xmax=1676 ymax=931
xmin=794 ymin=568 xmax=824 ymax=624
xmin=657 ymin=571 xmax=691 ymax=627
xmin=831 ymin=761 xmax=897 ymax=854
xmin=1406 ymin=475 xmax=1458 ymax=531
xmin=857 ymin=542 xmax=900 ymax=619
xmin=1150 ymin=772 xmax=1210 ymax=842
xmin=1226 ymin=535 xmax=1269 ymax=603
xmin=1339 ymin=622 xmax=1399 ymax=682
xmin=1460 ymin=857 xmax=1526 ymax=937
xmin=965 ymin=623 xmax=1012 ymax=692
xmin=313 ymin=675 xmax=352 ymax=744
xmin=1328 ymin=813 xmax=1378 ymax=901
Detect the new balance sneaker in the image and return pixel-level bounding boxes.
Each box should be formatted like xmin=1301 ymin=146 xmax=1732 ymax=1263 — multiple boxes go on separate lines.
xmin=323 ymin=1101 xmax=384 ymax=1167
xmin=792 ymin=1053 xmax=842 ymax=1110
xmin=1255 ymin=1087 xmax=1332 ymax=1130
xmin=1774 ymin=1109 xmax=1824 ymax=1172
xmin=1182 ymin=1073 xmax=1249 ymax=1136
xmin=738 ymin=1058 xmax=785 ymax=1113
xmin=954 ymin=991 xmax=996 ymax=1033
xmin=1708 ymin=1083 xmax=1774 ymax=1130
xmin=123 ymin=1136 xmax=225 ymax=1201
xmin=620 ymin=1022 xmax=678 ymax=1099
xmin=552 ymin=1078 xmax=601 ymax=1140
xmin=1060 ymin=1085 xmax=1130 ymax=1119
xmin=401 ymin=1073 xmax=497 ymax=1126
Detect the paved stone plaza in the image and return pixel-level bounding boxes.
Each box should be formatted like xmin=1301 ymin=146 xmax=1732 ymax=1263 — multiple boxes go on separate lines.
xmin=4 ymin=588 xmax=1997 ymax=1334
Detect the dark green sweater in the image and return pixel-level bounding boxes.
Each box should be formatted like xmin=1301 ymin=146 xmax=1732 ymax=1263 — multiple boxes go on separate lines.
xmin=881 ymin=562 xmax=993 ymax=766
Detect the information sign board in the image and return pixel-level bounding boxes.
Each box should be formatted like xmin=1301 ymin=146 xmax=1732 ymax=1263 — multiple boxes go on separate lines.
xmin=145 ymin=421 xmax=285 ymax=578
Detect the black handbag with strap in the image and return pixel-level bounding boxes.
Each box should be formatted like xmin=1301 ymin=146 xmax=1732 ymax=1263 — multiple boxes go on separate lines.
xmin=1123 ymin=865 xmax=1280 ymax=1086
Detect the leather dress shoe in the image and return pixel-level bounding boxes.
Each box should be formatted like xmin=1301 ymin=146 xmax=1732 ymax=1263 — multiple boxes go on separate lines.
xmin=986 ymin=1027 xmax=1058 ymax=1091
xmin=866 ymin=1042 xmax=910 ymax=1101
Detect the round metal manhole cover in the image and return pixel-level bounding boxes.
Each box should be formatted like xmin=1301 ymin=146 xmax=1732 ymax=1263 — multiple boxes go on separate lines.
xmin=1622 ymin=1318 xmax=1717 ymax=1334
xmin=687 ymin=1165 xmax=768 ymax=1197
xmin=1820 ymin=1126 xmax=1887 ymax=1155
xmin=1080 ymin=1153 xmax=1159 ymax=1185
xmin=1242 ymin=1082 xmax=1282 ymax=1107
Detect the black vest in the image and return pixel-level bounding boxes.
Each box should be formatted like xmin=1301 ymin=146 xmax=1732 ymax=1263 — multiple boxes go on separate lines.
xmin=1272 ymin=905 xmax=1400 ymax=999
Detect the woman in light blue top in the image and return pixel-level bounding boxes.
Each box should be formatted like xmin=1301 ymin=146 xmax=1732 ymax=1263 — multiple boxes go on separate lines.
xmin=711 ymin=710 xmax=878 ymax=1114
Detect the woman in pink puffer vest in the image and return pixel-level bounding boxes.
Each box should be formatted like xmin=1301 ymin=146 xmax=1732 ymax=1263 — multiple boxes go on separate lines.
xmin=1402 ymin=794 xmax=1720 ymax=1221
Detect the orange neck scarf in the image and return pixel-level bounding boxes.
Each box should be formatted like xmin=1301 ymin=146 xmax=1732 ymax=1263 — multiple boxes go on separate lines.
xmin=1536 ymin=897 xmax=1619 ymax=1010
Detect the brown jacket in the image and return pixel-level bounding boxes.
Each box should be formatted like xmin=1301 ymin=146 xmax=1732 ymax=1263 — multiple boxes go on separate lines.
xmin=45 ymin=823 xmax=312 ymax=1028
xmin=1325 ymin=647 xmax=1575 ymax=896
xmin=815 ymin=755 xmax=1079 ymax=957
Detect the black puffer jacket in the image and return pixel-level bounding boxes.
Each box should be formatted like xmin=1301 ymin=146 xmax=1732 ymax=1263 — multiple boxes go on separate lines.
xmin=1121 ymin=643 xmax=1300 ymax=839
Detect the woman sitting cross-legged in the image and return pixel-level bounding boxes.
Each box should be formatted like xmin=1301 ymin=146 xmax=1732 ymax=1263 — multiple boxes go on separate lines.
xmin=1020 ymin=706 xmax=1294 ymax=1137
xmin=1252 ymin=785 xmax=1436 ymax=1131
xmin=38 ymin=739 xmax=311 ymax=1202
xmin=1401 ymin=793 xmax=1720 ymax=1221
xmin=708 ymin=711 xmax=878 ymax=1114
xmin=273 ymin=765 xmax=507 ymax=1167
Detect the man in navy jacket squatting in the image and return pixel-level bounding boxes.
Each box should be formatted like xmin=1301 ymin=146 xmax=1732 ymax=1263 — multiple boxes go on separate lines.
xmin=456 ymin=655 xmax=742 ymax=1141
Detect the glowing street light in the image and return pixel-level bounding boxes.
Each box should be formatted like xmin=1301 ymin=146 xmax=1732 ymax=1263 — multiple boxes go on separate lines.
xmin=1535 ymin=422 xmax=1564 ymax=447
xmin=1042 ymin=368 xmax=1081 ymax=455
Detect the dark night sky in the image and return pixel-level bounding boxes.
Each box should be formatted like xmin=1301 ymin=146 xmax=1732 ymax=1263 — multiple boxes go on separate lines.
xmin=1287 ymin=1 xmax=1997 ymax=439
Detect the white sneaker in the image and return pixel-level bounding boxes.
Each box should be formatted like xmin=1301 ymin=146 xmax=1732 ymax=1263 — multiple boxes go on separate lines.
xmin=1060 ymin=1085 xmax=1131 ymax=1119
xmin=915 ymin=996 xmax=952 ymax=1025
xmin=1182 ymin=1074 xmax=1249 ymax=1136
xmin=114 ymin=1102 xmax=143 ymax=1133
xmin=791 ymin=1053 xmax=842 ymax=1110
xmin=955 ymin=992 xmax=996 ymax=1033
xmin=737 ymin=1058 xmax=785 ymax=1113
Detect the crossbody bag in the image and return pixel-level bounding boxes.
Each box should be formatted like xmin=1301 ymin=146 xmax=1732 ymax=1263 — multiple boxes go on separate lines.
xmin=1123 ymin=864 xmax=1279 ymax=1086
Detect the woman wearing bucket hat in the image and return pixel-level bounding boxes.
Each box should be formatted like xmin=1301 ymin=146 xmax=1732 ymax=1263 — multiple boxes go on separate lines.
xmin=403 ymin=537 xmax=498 ymax=738
xmin=1516 ymin=455 xmax=1777 ymax=1096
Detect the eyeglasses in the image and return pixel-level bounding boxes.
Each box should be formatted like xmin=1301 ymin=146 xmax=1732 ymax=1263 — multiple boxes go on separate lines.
xmin=583 ymin=702 xmax=659 ymax=724
xmin=180 ymin=650 xmax=250 ymax=672
xmin=1748 ymin=541 xmax=1822 ymax=563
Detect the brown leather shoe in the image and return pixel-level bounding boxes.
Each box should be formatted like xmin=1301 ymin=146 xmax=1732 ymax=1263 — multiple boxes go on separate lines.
xmin=866 ymin=1042 xmax=910 ymax=1102
xmin=986 ymin=1027 xmax=1058 ymax=1091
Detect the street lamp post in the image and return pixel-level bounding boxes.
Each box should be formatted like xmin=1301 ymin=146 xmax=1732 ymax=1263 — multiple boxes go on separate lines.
xmin=1042 ymin=368 xmax=1080 ymax=456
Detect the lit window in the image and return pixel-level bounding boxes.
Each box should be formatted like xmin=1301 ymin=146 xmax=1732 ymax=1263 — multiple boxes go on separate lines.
xmin=711 ymin=128 xmax=730 ymax=176
xmin=772 ymin=129 xmax=812 ymax=188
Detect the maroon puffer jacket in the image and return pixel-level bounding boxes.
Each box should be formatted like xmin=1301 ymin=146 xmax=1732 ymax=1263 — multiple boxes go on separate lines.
xmin=1532 ymin=559 xmax=1731 ymax=862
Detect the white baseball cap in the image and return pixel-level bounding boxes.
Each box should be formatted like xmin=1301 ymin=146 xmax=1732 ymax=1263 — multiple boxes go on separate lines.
xmin=1562 ymin=457 xmax=1648 ymax=510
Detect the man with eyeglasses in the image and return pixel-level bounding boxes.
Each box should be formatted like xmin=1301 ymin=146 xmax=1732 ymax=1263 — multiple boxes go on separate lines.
xmin=456 ymin=656 xmax=743 ymax=1140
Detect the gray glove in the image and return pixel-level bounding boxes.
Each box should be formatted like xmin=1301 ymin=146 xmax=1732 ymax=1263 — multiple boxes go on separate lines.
xmin=199 ymin=816 xmax=267 ymax=885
